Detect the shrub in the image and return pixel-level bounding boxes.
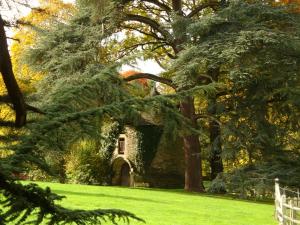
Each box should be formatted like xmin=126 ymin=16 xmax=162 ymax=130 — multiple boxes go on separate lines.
xmin=65 ymin=139 xmax=111 ymax=185
xmin=209 ymin=154 xmax=300 ymax=199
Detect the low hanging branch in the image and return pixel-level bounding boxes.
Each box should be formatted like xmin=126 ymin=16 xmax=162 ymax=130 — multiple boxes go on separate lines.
xmin=0 ymin=171 xmax=143 ymax=225
xmin=123 ymin=72 xmax=176 ymax=89
xmin=0 ymin=14 xmax=27 ymax=127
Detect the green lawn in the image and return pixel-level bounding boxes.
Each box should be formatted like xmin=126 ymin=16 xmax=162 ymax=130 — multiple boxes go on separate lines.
xmin=24 ymin=182 xmax=276 ymax=225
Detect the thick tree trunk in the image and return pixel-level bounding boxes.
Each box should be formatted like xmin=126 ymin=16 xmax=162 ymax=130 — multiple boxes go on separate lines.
xmin=0 ymin=14 xmax=26 ymax=127
xmin=180 ymin=96 xmax=204 ymax=192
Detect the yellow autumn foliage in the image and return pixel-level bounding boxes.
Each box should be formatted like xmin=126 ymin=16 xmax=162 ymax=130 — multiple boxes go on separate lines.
xmin=10 ymin=0 xmax=75 ymax=94
xmin=0 ymin=0 xmax=75 ymax=144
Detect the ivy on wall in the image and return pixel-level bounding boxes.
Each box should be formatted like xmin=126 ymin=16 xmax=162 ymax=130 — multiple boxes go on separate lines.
xmin=135 ymin=125 xmax=163 ymax=174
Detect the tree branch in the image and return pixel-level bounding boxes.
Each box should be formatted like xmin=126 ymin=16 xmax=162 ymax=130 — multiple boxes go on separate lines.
xmin=122 ymin=25 xmax=165 ymax=40
xmin=124 ymin=14 xmax=173 ymax=42
xmin=194 ymin=114 xmax=221 ymax=125
xmin=187 ymin=1 xmax=220 ymax=18
xmin=6 ymin=37 xmax=20 ymax=43
xmin=123 ymin=72 xmax=176 ymax=89
xmin=154 ymin=56 xmax=167 ymax=70
xmin=161 ymin=46 xmax=177 ymax=59
xmin=0 ymin=14 xmax=27 ymax=127
xmin=26 ymin=104 xmax=46 ymax=114
xmin=197 ymin=74 xmax=213 ymax=83
xmin=0 ymin=95 xmax=45 ymax=115
xmin=0 ymin=134 xmax=19 ymax=141
xmin=0 ymin=120 xmax=16 ymax=127
xmin=142 ymin=0 xmax=171 ymax=12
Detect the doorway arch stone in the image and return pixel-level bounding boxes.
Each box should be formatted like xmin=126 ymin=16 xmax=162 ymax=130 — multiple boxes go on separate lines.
xmin=111 ymin=156 xmax=134 ymax=186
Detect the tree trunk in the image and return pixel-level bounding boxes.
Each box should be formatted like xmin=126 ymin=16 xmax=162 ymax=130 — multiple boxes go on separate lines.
xmin=0 ymin=14 xmax=26 ymax=127
xmin=208 ymin=102 xmax=223 ymax=180
xmin=180 ymin=96 xmax=204 ymax=192
xmin=172 ymin=0 xmax=182 ymax=13
xmin=58 ymin=158 xmax=66 ymax=183
xmin=207 ymin=68 xmax=223 ymax=180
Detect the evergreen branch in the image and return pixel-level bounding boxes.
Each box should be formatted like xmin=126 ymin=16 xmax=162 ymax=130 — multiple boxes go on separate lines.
xmin=162 ymin=46 xmax=177 ymax=59
xmin=194 ymin=114 xmax=221 ymax=125
xmin=187 ymin=1 xmax=220 ymax=18
xmin=141 ymin=0 xmax=171 ymax=12
xmin=27 ymin=83 xmax=218 ymax=133
xmin=120 ymin=41 xmax=168 ymax=52
xmin=138 ymin=2 xmax=171 ymax=22
xmin=122 ymin=25 xmax=165 ymax=41
xmin=121 ymin=0 xmax=171 ymax=12
xmin=0 ymin=172 xmax=144 ymax=224
xmin=123 ymin=72 xmax=176 ymax=89
xmin=0 ymin=95 xmax=45 ymax=115
xmin=124 ymin=14 xmax=174 ymax=42
xmin=216 ymin=90 xmax=230 ymax=97
xmin=25 ymin=104 xmax=46 ymax=115
xmin=197 ymin=74 xmax=213 ymax=83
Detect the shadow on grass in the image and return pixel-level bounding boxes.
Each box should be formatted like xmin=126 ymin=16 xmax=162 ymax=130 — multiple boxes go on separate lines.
xmin=55 ymin=189 xmax=168 ymax=204
xmin=132 ymin=187 xmax=274 ymax=205
xmin=24 ymin=181 xmax=273 ymax=206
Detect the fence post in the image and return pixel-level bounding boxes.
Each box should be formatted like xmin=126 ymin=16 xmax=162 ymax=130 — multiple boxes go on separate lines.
xmin=289 ymin=200 xmax=293 ymax=225
xmin=275 ymin=179 xmax=280 ymax=220
xmin=282 ymin=194 xmax=286 ymax=225
xmin=297 ymin=189 xmax=300 ymax=207
xmin=275 ymin=178 xmax=286 ymax=225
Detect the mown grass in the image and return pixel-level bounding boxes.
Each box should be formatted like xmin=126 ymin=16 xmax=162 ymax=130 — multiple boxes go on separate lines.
xmin=17 ymin=181 xmax=277 ymax=225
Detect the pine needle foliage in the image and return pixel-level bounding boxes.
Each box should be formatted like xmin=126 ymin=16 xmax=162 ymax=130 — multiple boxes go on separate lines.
xmin=172 ymin=1 xmax=300 ymax=161
xmin=0 ymin=171 xmax=143 ymax=225
xmin=1 ymin=4 xmax=218 ymax=223
xmin=0 ymin=7 xmax=143 ymax=225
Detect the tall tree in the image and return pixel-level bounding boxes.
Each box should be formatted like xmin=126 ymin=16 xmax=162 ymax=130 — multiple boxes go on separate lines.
xmin=80 ymin=0 xmax=222 ymax=192
xmin=28 ymin=0 xmax=300 ymax=192
xmin=172 ymin=0 xmax=300 ymax=187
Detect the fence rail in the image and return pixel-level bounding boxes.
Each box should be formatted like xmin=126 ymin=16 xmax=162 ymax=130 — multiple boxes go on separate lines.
xmin=275 ymin=179 xmax=300 ymax=225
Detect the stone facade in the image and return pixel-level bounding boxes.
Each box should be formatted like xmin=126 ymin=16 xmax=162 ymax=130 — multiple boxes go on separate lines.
xmin=111 ymin=125 xmax=185 ymax=188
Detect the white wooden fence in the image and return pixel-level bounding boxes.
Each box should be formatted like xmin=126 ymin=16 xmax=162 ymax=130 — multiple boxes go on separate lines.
xmin=275 ymin=179 xmax=300 ymax=225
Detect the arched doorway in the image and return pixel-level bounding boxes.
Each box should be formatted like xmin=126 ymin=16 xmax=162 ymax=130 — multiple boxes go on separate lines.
xmin=120 ymin=163 xmax=130 ymax=186
xmin=111 ymin=157 xmax=134 ymax=187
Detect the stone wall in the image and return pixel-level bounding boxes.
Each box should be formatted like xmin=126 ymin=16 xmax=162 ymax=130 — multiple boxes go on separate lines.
xmin=112 ymin=125 xmax=185 ymax=188
xmin=111 ymin=126 xmax=138 ymax=186
xmin=147 ymin=136 xmax=185 ymax=188
xmin=112 ymin=126 xmax=138 ymax=162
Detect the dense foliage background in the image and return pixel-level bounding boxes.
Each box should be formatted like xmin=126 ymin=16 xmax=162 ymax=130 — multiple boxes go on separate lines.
xmin=0 ymin=0 xmax=300 ymax=224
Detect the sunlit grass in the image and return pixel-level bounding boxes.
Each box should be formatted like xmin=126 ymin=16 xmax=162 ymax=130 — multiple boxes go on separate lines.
xmin=16 ymin=181 xmax=277 ymax=225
